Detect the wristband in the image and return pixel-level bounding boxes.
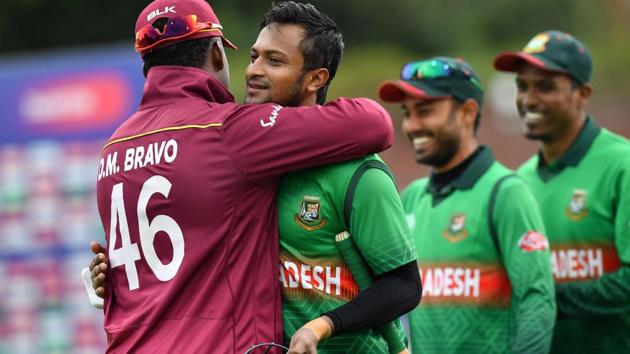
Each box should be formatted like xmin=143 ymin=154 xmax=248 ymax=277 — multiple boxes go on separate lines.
xmin=303 ymin=316 xmax=334 ymax=341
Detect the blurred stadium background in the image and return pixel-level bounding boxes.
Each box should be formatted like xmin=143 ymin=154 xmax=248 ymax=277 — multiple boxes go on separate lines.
xmin=0 ymin=1 xmax=628 ymax=353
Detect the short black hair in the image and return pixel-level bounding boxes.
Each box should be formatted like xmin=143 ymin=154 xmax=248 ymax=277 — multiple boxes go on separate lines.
xmin=260 ymin=1 xmax=344 ymax=104
xmin=141 ymin=18 xmax=214 ymax=77
xmin=451 ymin=98 xmax=481 ymax=133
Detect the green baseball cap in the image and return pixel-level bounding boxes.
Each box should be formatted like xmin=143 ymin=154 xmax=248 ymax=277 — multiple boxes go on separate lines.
xmin=378 ymin=56 xmax=484 ymax=107
xmin=494 ymin=30 xmax=592 ymax=84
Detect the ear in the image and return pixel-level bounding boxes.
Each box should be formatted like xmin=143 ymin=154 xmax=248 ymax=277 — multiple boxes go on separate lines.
xmin=459 ymin=98 xmax=479 ymax=128
xmin=576 ymin=83 xmax=592 ymax=110
xmin=304 ymin=68 xmax=330 ymax=95
xmin=209 ymin=40 xmax=224 ymax=72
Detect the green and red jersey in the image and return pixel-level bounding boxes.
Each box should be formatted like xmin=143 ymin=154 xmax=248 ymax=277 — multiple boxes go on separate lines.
xmin=402 ymin=147 xmax=556 ymax=354
xmin=277 ymin=154 xmax=416 ymax=353
xmin=518 ymin=118 xmax=630 ymax=353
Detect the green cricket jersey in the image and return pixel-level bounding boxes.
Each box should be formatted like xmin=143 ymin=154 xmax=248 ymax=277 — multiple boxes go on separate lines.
xmin=278 ymin=154 xmax=416 ymax=353
xmin=518 ymin=118 xmax=630 ymax=353
xmin=402 ymin=147 xmax=556 ymax=354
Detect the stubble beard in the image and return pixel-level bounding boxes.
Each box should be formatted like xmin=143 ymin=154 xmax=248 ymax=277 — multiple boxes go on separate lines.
xmin=416 ymin=110 xmax=461 ymax=168
xmin=246 ymin=73 xmax=307 ymax=107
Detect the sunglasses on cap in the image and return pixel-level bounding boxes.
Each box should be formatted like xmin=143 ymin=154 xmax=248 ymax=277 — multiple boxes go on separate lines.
xmin=401 ymin=59 xmax=483 ymax=91
xmin=135 ymin=14 xmax=224 ymax=53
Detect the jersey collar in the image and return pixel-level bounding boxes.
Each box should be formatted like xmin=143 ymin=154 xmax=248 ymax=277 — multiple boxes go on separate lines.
xmin=426 ymin=146 xmax=495 ymax=204
xmin=140 ymin=66 xmax=235 ymax=109
xmin=536 ymin=117 xmax=600 ymax=181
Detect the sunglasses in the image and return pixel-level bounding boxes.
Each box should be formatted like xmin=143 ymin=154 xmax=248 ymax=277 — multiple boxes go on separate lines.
xmin=135 ymin=14 xmax=223 ymax=52
xmin=401 ymin=59 xmax=483 ymax=90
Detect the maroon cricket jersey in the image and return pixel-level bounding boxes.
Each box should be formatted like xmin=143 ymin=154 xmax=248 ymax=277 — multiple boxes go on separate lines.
xmin=95 ymin=66 xmax=393 ymax=353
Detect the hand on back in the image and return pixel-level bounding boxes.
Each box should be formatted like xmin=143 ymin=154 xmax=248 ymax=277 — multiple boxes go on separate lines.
xmin=89 ymin=241 xmax=109 ymax=298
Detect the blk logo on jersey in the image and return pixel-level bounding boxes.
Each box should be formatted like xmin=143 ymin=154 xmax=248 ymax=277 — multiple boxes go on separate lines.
xmin=443 ymin=213 xmax=468 ymax=242
xmin=295 ymin=195 xmax=327 ymax=231
xmin=565 ymin=189 xmax=588 ymax=221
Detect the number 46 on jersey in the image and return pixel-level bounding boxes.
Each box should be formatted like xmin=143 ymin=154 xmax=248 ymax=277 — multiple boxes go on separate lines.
xmin=108 ymin=175 xmax=185 ymax=290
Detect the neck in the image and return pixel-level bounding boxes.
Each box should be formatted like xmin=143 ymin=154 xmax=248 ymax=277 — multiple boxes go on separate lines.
xmin=299 ymin=95 xmax=317 ymax=107
xmin=541 ymin=114 xmax=586 ymax=164
xmin=435 ymin=138 xmax=479 ymax=174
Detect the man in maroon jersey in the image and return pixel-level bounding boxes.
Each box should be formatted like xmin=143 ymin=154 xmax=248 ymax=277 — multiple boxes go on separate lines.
xmin=93 ymin=0 xmax=393 ymax=352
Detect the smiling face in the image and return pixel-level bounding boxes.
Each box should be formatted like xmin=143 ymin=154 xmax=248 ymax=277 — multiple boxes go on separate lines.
xmin=401 ymin=97 xmax=463 ymax=168
xmin=515 ymin=65 xmax=588 ymax=142
xmin=245 ymin=23 xmax=311 ymax=106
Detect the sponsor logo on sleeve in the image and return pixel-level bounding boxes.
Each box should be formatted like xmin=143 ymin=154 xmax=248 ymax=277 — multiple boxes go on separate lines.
xmin=294 ymin=195 xmax=327 ymax=231
xmin=518 ymin=231 xmax=549 ymax=252
xmin=565 ymin=189 xmax=588 ymax=221
xmin=442 ymin=213 xmax=468 ymax=242
xmin=260 ymin=105 xmax=283 ymax=127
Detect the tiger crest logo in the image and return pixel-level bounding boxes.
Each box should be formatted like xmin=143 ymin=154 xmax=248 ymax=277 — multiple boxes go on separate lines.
xmin=565 ymin=189 xmax=588 ymax=221
xmin=443 ymin=213 xmax=468 ymax=242
xmin=295 ymin=196 xmax=327 ymax=231
xmin=523 ymin=33 xmax=550 ymax=54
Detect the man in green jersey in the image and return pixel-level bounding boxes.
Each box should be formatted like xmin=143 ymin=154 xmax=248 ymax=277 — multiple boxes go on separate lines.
xmin=494 ymin=30 xmax=630 ymax=353
xmin=254 ymin=4 xmax=420 ymax=353
xmin=378 ymin=57 xmax=556 ymax=353
xmin=88 ymin=2 xmax=421 ymax=354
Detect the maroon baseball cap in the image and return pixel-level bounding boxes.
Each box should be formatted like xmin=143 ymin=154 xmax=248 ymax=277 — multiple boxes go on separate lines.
xmin=135 ymin=0 xmax=237 ymax=55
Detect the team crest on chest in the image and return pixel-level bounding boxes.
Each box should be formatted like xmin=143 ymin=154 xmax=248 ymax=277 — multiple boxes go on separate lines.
xmin=565 ymin=189 xmax=588 ymax=221
xmin=295 ymin=195 xmax=327 ymax=231
xmin=443 ymin=213 xmax=469 ymax=242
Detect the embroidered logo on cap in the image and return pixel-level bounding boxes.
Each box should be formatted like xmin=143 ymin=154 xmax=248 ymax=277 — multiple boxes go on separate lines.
xmin=523 ymin=33 xmax=550 ymax=54
xmin=147 ymin=6 xmax=176 ymax=22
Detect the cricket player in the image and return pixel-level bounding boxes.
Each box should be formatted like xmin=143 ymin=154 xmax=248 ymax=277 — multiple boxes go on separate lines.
xmin=89 ymin=2 xmax=421 ymax=353
xmin=378 ymin=57 xmax=556 ymax=353
xmin=253 ymin=2 xmax=421 ymax=353
xmin=252 ymin=5 xmax=421 ymax=353
xmin=93 ymin=0 xmax=395 ymax=352
xmin=494 ymin=30 xmax=630 ymax=353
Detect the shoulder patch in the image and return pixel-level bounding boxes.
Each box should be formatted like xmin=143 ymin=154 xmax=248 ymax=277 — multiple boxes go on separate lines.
xmin=518 ymin=231 xmax=549 ymax=252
